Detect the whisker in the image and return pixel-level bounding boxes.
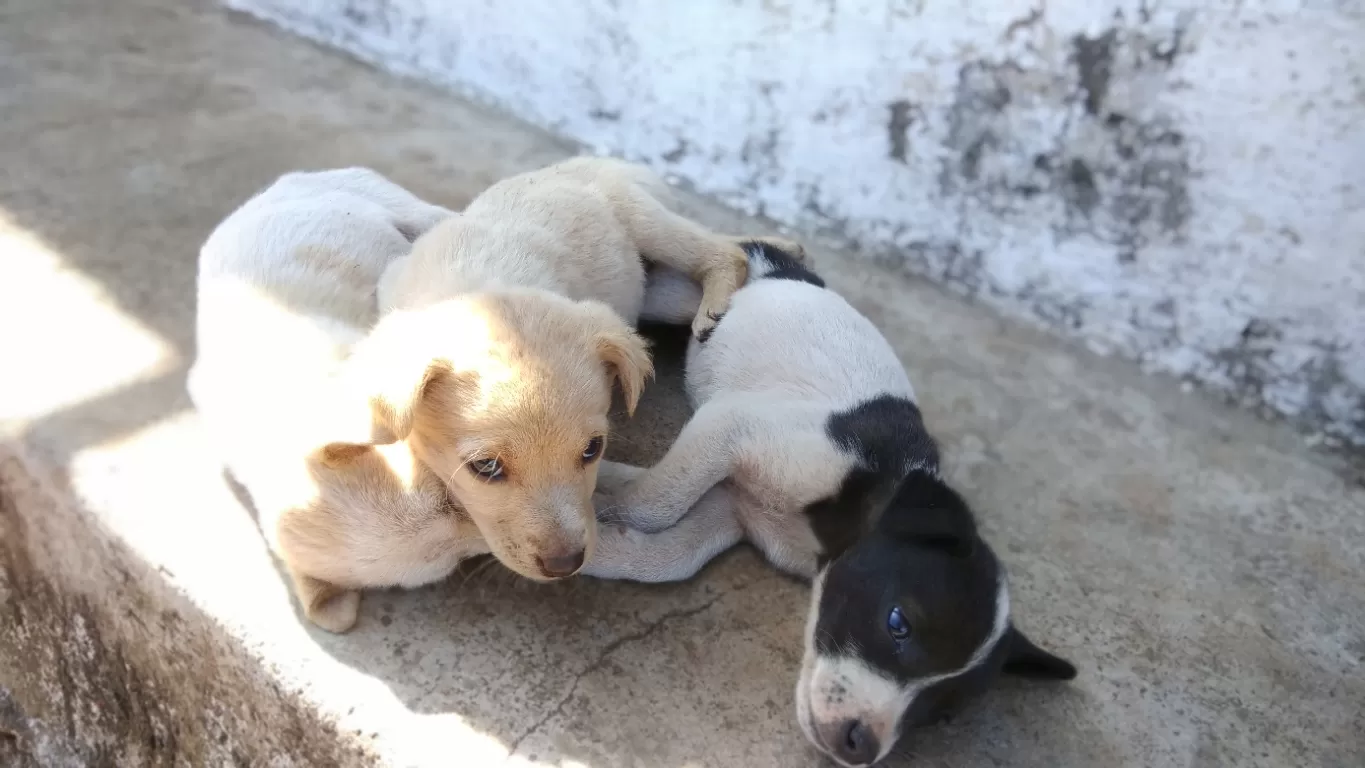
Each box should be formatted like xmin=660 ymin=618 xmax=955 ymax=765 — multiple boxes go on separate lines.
xmin=889 ymin=746 xmax=918 ymax=764
xmin=816 ymin=628 xmax=837 ymax=651
xmin=593 ymin=503 xmax=635 ymax=524
xmin=458 ymin=556 xmax=500 ymax=588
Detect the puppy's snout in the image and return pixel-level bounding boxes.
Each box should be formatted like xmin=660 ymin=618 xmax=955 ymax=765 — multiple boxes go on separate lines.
xmin=536 ymin=549 xmax=585 ymax=579
xmin=819 ymin=719 xmax=879 ymax=767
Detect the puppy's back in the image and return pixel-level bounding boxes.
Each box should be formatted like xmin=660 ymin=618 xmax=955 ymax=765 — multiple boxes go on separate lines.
xmin=198 ymin=169 xmax=449 ymax=321
xmin=381 ymin=158 xmax=654 ymax=318
xmin=687 ymin=266 xmax=914 ymax=407
xmin=190 ymin=169 xmax=452 ymax=477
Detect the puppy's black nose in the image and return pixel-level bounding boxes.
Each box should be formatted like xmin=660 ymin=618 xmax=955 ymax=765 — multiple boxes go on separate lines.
xmin=536 ymin=549 xmax=585 ymax=578
xmin=830 ymin=719 xmax=879 ymax=766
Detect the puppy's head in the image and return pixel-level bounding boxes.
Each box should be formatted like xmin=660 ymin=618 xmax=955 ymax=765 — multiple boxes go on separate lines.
xmin=328 ymin=291 xmax=652 ymax=581
xmin=796 ymin=472 xmax=1075 ymax=767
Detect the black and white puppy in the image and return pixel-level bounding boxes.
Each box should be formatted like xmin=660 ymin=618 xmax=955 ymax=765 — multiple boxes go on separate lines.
xmin=585 ymin=244 xmax=1076 ymax=767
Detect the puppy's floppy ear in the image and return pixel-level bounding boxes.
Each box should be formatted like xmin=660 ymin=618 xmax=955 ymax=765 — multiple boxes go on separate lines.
xmin=878 ymin=472 xmax=979 ymax=558
xmin=365 ymin=356 xmax=453 ymax=444
xmin=1001 ymin=624 xmax=1077 ymax=680
xmin=324 ymin=304 xmax=478 ymax=447
xmin=317 ymin=442 xmax=373 ymax=468
xmin=580 ymin=301 xmax=653 ymax=416
xmin=596 ymin=325 xmax=653 ymax=416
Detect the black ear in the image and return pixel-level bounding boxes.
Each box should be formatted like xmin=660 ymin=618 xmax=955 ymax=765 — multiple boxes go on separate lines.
xmin=1002 ymin=625 xmax=1077 ymax=680
xmin=878 ymin=473 xmax=978 ymax=558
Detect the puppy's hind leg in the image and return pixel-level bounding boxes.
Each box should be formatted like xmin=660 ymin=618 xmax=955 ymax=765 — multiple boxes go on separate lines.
xmin=585 ymin=482 xmax=743 ymax=583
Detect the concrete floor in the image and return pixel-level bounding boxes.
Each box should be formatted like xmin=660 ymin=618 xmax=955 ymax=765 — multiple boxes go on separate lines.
xmin=0 ymin=1 xmax=1361 ymax=766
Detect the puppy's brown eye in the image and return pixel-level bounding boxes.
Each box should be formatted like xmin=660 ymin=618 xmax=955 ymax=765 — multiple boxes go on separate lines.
xmin=581 ymin=436 xmax=604 ymax=463
xmin=468 ymin=457 xmax=505 ymax=481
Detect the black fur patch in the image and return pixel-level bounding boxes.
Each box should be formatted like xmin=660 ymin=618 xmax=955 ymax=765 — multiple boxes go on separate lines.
xmin=739 ymin=241 xmax=826 ymax=287
xmin=804 ymin=395 xmax=938 ymax=564
xmin=896 ymin=622 xmax=1076 ymax=729
xmin=813 ymin=513 xmax=1003 ymax=685
xmin=805 ymin=471 xmax=883 ymax=569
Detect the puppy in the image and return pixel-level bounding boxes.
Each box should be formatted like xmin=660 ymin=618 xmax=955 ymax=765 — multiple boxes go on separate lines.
xmin=585 ymin=245 xmax=1076 ymax=767
xmin=327 ymin=156 xmax=798 ymax=583
xmin=188 ymin=168 xmax=490 ymax=633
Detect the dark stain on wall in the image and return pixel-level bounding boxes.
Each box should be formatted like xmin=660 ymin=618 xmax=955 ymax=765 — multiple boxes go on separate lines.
xmin=1212 ymin=318 xmax=1283 ymax=406
xmin=1072 ymin=29 xmax=1118 ymax=115
xmin=1209 ymin=322 xmax=1365 ymax=448
xmin=936 ymin=61 xmax=1014 ymax=197
xmin=887 ymin=99 xmax=916 ymax=163
xmin=341 ymin=0 xmax=398 ymax=36
xmin=337 ymin=0 xmax=431 ymax=60
xmin=928 ymin=22 xmax=1195 ymax=271
xmin=1064 ymin=158 xmax=1100 ymax=215
xmin=1103 ymin=116 xmax=1192 ymax=262
xmin=717 ymin=11 xmax=1352 ymax=447
xmin=662 ymin=138 xmax=690 ymax=163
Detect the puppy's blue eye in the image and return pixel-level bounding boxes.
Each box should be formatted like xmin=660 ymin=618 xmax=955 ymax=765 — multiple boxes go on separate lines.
xmin=468 ymin=457 xmax=505 ymax=481
xmin=582 ymin=436 xmax=604 ymax=463
xmin=887 ymin=606 xmax=911 ymax=641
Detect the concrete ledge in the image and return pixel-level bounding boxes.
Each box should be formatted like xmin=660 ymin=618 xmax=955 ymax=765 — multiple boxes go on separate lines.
xmin=1 ymin=1 xmax=1363 ymax=766
xmin=0 ymin=449 xmax=369 ymax=766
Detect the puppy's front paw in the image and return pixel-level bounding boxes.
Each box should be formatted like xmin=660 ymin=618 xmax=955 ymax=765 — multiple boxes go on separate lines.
xmin=691 ymin=309 xmax=725 ymax=341
xmin=618 ymin=504 xmax=679 ymax=534
xmin=691 ymin=245 xmax=747 ymax=339
xmin=296 ymin=576 xmax=362 ymax=633
xmin=597 ymin=500 xmax=647 ymax=527
xmin=594 ymin=497 xmax=673 ymax=533
xmin=308 ymin=589 xmax=361 ymax=634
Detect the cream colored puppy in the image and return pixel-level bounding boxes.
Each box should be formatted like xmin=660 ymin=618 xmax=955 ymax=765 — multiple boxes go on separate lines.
xmin=188 ymin=168 xmax=489 ymax=633
xmin=332 ymin=156 xmax=798 ymax=583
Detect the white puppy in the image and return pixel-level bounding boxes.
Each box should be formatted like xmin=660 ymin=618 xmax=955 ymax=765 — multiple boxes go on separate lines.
xmin=188 ymin=168 xmax=489 ymax=633
xmin=587 ymin=245 xmax=1076 ymax=767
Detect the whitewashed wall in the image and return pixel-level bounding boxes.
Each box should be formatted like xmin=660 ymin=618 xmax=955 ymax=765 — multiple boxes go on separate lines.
xmin=227 ymin=0 xmax=1365 ymax=446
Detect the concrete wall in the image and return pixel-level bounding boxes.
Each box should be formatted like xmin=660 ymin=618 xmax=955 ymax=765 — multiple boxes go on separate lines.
xmin=226 ymin=0 xmax=1365 ymax=446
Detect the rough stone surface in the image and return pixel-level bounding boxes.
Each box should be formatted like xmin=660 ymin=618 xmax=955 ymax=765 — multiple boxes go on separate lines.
xmin=224 ymin=0 xmax=1365 ymax=448
xmin=1 ymin=1 xmax=1364 ymax=766
xmin=0 ymin=459 xmax=373 ymax=768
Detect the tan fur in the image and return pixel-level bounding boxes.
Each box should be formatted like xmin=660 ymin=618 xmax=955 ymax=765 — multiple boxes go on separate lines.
xmin=188 ymin=169 xmax=489 ymax=633
xmin=328 ymin=289 xmax=647 ymax=580
xmin=333 ymin=157 xmax=797 ymax=581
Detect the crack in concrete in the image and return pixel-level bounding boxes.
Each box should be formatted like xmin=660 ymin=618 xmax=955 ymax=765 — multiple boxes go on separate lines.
xmin=504 ymin=585 xmax=741 ymax=757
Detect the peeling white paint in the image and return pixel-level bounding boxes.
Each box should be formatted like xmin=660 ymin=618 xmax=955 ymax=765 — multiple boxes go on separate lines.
xmin=225 ymin=0 xmax=1365 ymax=444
